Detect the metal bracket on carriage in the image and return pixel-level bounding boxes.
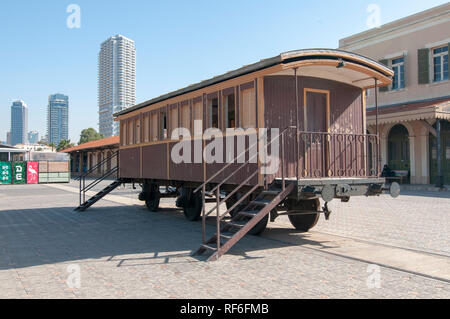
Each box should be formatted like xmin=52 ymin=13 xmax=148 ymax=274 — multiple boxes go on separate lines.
xmin=272 ymin=202 xmax=332 ymax=221
xmin=323 ymin=202 xmax=332 ymax=221
xmin=299 ymin=185 xmax=318 ymax=198
xmin=321 ymin=185 xmax=335 ymax=203
xmin=383 ymin=182 xmax=401 ymax=198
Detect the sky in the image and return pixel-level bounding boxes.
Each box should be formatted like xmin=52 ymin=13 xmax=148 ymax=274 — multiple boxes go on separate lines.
xmin=0 ymin=0 xmax=448 ymax=143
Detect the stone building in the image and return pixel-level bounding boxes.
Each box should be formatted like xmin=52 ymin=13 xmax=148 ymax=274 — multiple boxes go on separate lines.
xmin=339 ymin=4 xmax=450 ymax=185
xmin=62 ymin=136 xmax=119 ymax=177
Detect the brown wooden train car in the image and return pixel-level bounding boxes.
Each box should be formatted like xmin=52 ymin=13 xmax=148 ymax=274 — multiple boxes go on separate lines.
xmin=79 ymin=49 xmax=400 ymax=261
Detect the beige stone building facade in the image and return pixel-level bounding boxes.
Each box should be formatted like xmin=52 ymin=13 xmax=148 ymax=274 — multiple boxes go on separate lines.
xmin=339 ymin=3 xmax=450 ymax=185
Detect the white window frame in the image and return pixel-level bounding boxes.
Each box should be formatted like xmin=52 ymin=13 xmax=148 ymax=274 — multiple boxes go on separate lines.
xmin=432 ymin=46 xmax=449 ymax=83
xmin=391 ymin=57 xmax=405 ymax=90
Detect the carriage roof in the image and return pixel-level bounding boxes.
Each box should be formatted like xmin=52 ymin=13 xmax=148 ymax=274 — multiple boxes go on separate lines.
xmin=114 ymin=49 xmax=393 ymax=118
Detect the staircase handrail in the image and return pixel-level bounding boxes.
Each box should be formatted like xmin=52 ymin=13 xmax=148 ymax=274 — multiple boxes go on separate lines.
xmin=194 ymin=126 xmax=295 ymax=194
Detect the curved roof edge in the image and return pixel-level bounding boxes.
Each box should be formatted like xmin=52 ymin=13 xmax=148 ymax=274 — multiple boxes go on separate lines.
xmin=281 ymin=49 xmax=394 ymax=76
xmin=115 ymin=49 xmax=393 ymax=117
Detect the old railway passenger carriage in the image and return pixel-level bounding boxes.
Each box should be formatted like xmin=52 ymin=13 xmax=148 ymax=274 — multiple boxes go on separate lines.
xmin=76 ymin=49 xmax=400 ymax=261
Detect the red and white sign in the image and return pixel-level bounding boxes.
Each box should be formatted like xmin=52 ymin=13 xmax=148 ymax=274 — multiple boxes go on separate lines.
xmin=27 ymin=161 xmax=39 ymax=184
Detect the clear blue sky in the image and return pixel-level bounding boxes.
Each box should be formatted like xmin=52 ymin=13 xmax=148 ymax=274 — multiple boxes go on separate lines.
xmin=0 ymin=0 xmax=447 ymax=143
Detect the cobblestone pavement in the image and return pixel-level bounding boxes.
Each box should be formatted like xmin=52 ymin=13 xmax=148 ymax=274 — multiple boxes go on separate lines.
xmin=0 ymin=183 xmax=449 ymax=298
xmin=68 ymin=180 xmax=450 ymax=256
xmin=288 ymin=190 xmax=450 ymax=256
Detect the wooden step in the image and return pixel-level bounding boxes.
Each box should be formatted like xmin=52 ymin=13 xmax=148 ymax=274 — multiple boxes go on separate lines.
xmin=227 ymin=220 xmax=248 ymax=228
xmin=75 ymin=180 xmax=122 ymax=212
xmin=238 ymin=210 xmax=260 ymax=218
xmin=220 ymin=232 xmax=235 ymax=239
xmin=201 ymin=244 xmax=218 ymax=251
xmin=251 ymin=199 xmax=271 ymax=206
xmin=261 ymin=189 xmax=282 ymax=196
xmin=195 ymin=183 xmax=295 ymax=262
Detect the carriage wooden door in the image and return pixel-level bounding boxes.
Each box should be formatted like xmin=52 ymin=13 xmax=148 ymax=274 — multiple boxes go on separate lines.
xmin=304 ymin=89 xmax=330 ymax=178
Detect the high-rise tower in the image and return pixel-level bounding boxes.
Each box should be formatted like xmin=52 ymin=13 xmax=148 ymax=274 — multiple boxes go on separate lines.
xmin=98 ymin=35 xmax=136 ymax=137
xmin=47 ymin=93 xmax=69 ymax=145
xmin=10 ymin=100 xmax=28 ymax=145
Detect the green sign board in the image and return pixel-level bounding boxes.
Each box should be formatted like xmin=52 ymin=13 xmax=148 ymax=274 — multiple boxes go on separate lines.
xmin=0 ymin=162 xmax=12 ymax=184
xmin=12 ymin=162 xmax=26 ymax=184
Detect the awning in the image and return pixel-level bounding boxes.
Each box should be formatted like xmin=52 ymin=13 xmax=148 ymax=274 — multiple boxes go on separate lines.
xmin=367 ymin=97 xmax=450 ymax=126
xmin=61 ymin=136 xmax=120 ymax=153
xmin=0 ymin=148 xmax=27 ymax=153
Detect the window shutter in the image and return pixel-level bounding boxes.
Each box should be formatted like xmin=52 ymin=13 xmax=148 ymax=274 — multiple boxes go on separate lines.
xmin=378 ymin=59 xmax=389 ymax=92
xmin=418 ymin=48 xmax=430 ymax=84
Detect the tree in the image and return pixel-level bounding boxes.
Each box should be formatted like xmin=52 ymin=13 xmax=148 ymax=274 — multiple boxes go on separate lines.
xmin=79 ymin=128 xmax=104 ymax=145
xmin=56 ymin=139 xmax=75 ymax=152
xmin=38 ymin=140 xmax=49 ymax=146
xmin=48 ymin=143 xmax=56 ymax=152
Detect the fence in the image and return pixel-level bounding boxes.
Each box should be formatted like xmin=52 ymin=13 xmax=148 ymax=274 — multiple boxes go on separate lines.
xmin=0 ymin=161 xmax=70 ymax=185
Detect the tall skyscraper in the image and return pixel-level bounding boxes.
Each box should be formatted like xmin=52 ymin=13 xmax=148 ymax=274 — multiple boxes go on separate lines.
xmin=28 ymin=131 xmax=40 ymax=144
xmin=10 ymin=100 xmax=28 ymax=145
xmin=47 ymin=94 xmax=69 ymax=145
xmin=98 ymin=34 xmax=136 ymax=137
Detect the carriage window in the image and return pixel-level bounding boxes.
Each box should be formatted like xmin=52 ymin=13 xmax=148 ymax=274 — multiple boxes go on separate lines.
xmin=151 ymin=113 xmax=158 ymax=141
xmin=208 ymin=98 xmax=219 ymax=129
xmin=240 ymin=88 xmax=256 ymax=129
xmin=120 ymin=121 xmax=126 ymax=145
xmin=169 ymin=107 xmax=179 ymax=137
xmin=193 ymin=101 xmax=203 ymax=136
xmin=143 ymin=114 xmax=149 ymax=142
xmin=180 ymin=104 xmax=191 ymax=132
xmin=160 ymin=111 xmax=167 ymax=140
xmin=224 ymin=94 xmax=236 ymax=129
xmin=128 ymin=120 xmax=134 ymax=145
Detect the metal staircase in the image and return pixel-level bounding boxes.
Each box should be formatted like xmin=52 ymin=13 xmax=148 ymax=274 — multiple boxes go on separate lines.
xmin=194 ymin=184 xmax=294 ymax=261
xmin=75 ymin=151 xmax=121 ymax=212
xmin=193 ymin=127 xmax=295 ymax=261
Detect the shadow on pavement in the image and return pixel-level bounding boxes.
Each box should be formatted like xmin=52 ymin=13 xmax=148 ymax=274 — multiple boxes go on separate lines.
xmin=0 ymin=204 xmax=331 ymax=269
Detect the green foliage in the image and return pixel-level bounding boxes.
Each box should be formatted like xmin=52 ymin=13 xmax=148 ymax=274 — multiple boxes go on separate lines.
xmin=79 ymin=128 xmax=104 ymax=145
xmin=56 ymin=139 xmax=75 ymax=152
xmin=48 ymin=143 xmax=56 ymax=152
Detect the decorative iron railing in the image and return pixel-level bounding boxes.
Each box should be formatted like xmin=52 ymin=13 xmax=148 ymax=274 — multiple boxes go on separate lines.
xmin=296 ymin=131 xmax=380 ymax=179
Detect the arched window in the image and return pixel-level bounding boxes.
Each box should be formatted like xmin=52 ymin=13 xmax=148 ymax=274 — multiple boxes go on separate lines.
xmin=388 ymin=124 xmax=410 ymax=171
xmin=430 ymin=120 xmax=450 ymax=185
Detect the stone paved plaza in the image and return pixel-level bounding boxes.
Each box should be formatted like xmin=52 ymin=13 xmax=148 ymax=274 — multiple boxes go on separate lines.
xmin=0 ymin=182 xmax=449 ymax=298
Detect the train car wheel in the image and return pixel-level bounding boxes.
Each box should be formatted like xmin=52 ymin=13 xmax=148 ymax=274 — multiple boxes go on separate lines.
xmin=225 ymin=194 xmax=244 ymax=218
xmin=145 ymin=185 xmax=161 ymax=212
xmin=246 ymin=214 xmax=269 ymax=236
xmin=183 ymin=189 xmax=202 ymax=221
xmin=286 ymin=199 xmax=320 ymax=232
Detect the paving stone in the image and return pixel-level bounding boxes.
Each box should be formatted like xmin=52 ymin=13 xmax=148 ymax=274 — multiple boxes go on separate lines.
xmin=0 ymin=183 xmax=448 ymax=298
